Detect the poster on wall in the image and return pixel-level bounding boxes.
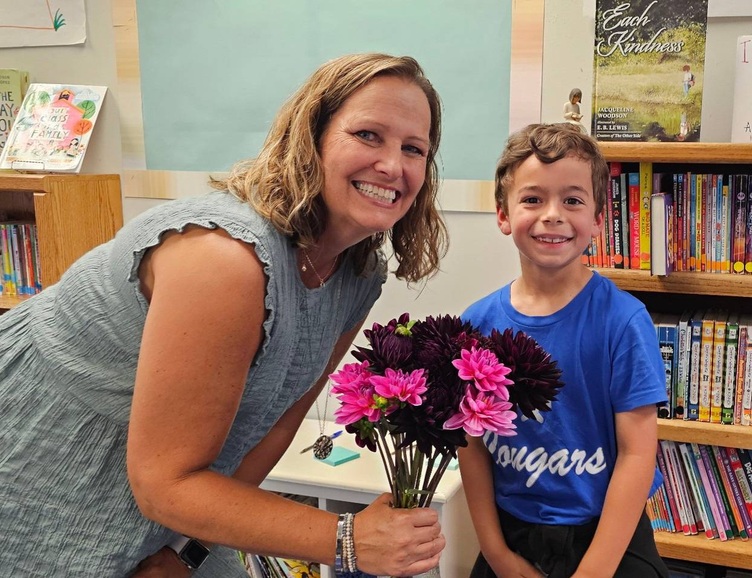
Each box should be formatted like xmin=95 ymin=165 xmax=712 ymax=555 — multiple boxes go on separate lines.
xmin=0 ymin=0 xmax=86 ymax=47
xmin=591 ymin=0 xmax=709 ymax=142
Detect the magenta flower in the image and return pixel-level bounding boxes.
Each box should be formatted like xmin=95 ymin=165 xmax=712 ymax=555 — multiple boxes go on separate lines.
xmin=452 ymin=347 xmax=513 ymax=396
xmin=444 ymin=388 xmax=517 ymax=437
xmin=330 ymin=361 xmax=373 ymax=396
xmin=370 ymin=368 xmax=427 ymax=406
xmin=333 ymin=387 xmax=381 ymax=425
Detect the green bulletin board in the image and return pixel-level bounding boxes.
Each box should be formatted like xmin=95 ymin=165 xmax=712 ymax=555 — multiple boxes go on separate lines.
xmin=136 ymin=1 xmax=512 ymax=181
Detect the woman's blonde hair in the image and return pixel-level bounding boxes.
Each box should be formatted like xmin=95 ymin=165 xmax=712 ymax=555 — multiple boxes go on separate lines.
xmin=212 ymin=53 xmax=447 ymax=283
xmin=494 ymin=123 xmax=609 ymax=217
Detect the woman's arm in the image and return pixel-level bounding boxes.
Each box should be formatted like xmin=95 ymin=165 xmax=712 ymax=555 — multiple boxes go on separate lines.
xmin=459 ymin=437 xmax=542 ymax=578
xmin=573 ymin=404 xmax=658 ymax=578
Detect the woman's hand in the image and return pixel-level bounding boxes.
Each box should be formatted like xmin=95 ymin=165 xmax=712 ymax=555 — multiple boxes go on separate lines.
xmin=131 ymin=547 xmax=190 ymax=578
xmin=353 ymin=493 xmax=444 ymax=577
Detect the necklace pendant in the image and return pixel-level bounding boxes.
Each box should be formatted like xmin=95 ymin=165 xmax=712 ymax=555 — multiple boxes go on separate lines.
xmin=312 ymin=434 xmax=334 ymax=460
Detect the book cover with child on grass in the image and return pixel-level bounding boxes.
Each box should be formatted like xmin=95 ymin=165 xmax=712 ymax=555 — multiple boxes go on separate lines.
xmin=592 ymin=0 xmax=708 ymax=142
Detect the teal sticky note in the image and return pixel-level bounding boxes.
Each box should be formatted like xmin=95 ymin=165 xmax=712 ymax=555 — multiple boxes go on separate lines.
xmin=317 ymin=446 xmax=360 ymax=467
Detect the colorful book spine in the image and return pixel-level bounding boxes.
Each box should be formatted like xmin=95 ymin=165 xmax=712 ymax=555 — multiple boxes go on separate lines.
xmin=662 ymin=440 xmax=697 ymax=535
xmin=699 ymin=444 xmax=733 ymax=540
xmin=691 ymin=443 xmax=724 ymax=540
xmin=628 ymin=172 xmax=641 ymax=269
xmin=687 ymin=312 xmax=704 ymax=421
xmin=656 ymin=444 xmax=683 ymax=532
xmin=657 ymin=316 xmax=677 ymax=419
xmin=713 ymin=444 xmax=750 ymax=538
xmin=610 ymin=175 xmax=624 ymax=268
xmin=732 ymin=174 xmax=748 ymax=273
xmin=676 ymin=309 xmax=693 ymax=420
xmin=695 ymin=174 xmax=703 ymax=271
xmin=726 ymin=447 xmax=752 ymax=529
xmin=698 ymin=313 xmax=715 ymax=422
xmin=739 ymin=313 xmax=752 ymax=426
xmin=710 ymin=311 xmax=728 ymax=424
xmin=721 ymin=179 xmax=731 ymax=273
xmin=639 ymin=162 xmax=652 ymax=270
xmin=679 ymin=442 xmax=714 ymax=538
xmin=734 ymin=315 xmax=748 ymax=425
xmin=619 ymin=172 xmax=629 ymax=268
xmin=746 ymin=175 xmax=752 ymax=273
xmin=722 ymin=313 xmax=739 ymax=425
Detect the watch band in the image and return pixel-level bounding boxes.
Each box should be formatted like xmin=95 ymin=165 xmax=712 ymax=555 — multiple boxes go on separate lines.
xmin=167 ymin=535 xmax=210 ymax=570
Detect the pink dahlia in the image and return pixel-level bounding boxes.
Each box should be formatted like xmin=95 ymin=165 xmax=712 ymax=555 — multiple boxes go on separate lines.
xmin=452 ymin=347 xmax=513 ymax=396
xmin=443 ymin=388 xmax=517 ymax=437
xmin=370 ymin=368 xmax=427 ymax=406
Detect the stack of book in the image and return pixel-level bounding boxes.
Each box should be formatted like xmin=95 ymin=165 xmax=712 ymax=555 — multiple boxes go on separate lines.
xmin=650 ymin=311 xmax=752 ymax=424
xmin=585 ymin=161 xmax=752 ymax=277
xmin=649 ymin=441 xmax=752 ymax=542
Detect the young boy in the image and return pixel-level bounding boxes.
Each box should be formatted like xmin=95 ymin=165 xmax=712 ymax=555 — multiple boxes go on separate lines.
xmin=459 ymin=123 xmax=669 ymax=578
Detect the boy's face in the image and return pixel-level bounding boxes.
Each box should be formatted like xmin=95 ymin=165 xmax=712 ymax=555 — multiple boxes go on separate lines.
xmin=497 ymin=153 xmax=602 ymax=273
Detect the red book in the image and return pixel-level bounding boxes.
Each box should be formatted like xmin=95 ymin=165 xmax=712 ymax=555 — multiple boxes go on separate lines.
xmin=656 ymin=444 xmax=683 ymax=532
xmin=726 ymin=447 xmax=752 ymax=528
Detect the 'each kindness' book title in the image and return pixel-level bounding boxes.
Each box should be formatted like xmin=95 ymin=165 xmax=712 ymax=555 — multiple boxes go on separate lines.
xmin=592 ymin=0 xmax=708 ymax=142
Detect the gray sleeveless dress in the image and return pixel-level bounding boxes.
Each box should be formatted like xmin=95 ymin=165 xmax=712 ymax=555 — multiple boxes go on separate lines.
xmin=0 ymin=190 xmax=386 ymax=577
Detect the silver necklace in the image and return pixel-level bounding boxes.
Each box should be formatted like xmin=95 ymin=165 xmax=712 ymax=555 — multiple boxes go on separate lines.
xmin=299 ymin=380 xmax=340 ymax=459
xmin=301 ymin=249 xmax=338 ymax=288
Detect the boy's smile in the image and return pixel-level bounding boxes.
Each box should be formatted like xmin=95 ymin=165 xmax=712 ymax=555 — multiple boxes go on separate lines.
xmin=497 ymin=153 xmax=603 ymax=274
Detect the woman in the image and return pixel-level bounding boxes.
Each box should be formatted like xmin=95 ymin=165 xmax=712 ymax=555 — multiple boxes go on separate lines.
xmin=0 ymin=53 xmax=448 ymax=577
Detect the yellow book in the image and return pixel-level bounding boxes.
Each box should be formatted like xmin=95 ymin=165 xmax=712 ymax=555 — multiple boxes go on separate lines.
xmin=710 ymin=311 xmax=728 ymax=423
xmin=639 ymin=162 xmax=652 ymax=270
xmin=698 ymin=310 xmax=716 ymax=422
xmin=0 ymin=69 xmax=29 ymax=154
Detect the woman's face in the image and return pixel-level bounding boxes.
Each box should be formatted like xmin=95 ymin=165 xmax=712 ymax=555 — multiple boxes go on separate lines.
xmin=318 ymin=75 xmax=431 ymax=246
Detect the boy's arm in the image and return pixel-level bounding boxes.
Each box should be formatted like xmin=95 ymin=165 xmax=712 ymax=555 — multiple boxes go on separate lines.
xmin=459 ymin=437 xmax=543 ymax=578
xmin=573 ymin=404 xmax=658 ymax=578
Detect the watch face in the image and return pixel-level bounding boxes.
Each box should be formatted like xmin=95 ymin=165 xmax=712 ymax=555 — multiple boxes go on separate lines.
xmin=181 ymin=539 xmax=210 ymax=569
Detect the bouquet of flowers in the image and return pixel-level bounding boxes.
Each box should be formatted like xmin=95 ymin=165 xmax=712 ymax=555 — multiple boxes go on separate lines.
xmin=330 ymin=314 xmax=564 ymax=509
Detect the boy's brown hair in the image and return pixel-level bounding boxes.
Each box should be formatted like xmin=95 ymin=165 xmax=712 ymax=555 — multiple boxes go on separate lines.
xmin=494 ymin=123 xmax=609 ymax=217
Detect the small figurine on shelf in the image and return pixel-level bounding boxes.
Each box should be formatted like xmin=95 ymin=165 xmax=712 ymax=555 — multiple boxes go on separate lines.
xmin=563 ymin=87 xmax=587 ymax=133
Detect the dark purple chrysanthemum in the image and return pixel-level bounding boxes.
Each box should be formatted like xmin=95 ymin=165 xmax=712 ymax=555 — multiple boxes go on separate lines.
xmin=482 ymin=328 xmax=564 ymax=419
xmin=383 ymin=315 xmax=480 ymax=456
xmin=352 ymin=313 xmax=414 ymax=374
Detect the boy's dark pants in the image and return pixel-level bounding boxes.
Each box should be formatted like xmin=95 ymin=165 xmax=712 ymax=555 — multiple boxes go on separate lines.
xmin=469 ymin=507 xmax=668 ymax=578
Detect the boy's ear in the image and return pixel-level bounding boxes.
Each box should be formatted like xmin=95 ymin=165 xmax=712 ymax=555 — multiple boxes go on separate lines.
xmin=496 ymin=206 xmax=512 ymax=236
xmin=592 ymin=210 xmax=604 ymax=237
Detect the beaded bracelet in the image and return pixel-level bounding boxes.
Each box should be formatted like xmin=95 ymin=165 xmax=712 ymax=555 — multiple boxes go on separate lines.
xmin=335 ymin=512 xmax=366 ymax=577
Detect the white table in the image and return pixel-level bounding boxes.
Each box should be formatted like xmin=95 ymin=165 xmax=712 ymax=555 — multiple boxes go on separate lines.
xmin=261 ymin=418 xmax=479 ymax=578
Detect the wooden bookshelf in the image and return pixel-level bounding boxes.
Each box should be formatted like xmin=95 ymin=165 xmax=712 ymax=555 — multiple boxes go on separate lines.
xmin=0 ymin=173 xmax=123 ymax=310
xmin=599 ymin=142 xmax=752 ymax=570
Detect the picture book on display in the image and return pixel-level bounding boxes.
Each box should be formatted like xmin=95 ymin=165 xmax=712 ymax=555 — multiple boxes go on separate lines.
xmin=0 ymin=83 xmax=107 ymax=173
xmin=592 ymin=0 xmax=709 ymax=142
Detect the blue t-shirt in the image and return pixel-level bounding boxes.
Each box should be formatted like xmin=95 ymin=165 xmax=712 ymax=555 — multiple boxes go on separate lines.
xmin=462 ymin=272 xmax=667 ymax=525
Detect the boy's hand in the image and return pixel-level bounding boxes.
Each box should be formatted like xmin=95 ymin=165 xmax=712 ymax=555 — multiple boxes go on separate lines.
xmin=487 ymin=549 xmax=546 ymax=578
xmin=132 ymin=547 xmax=191 ymax=578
